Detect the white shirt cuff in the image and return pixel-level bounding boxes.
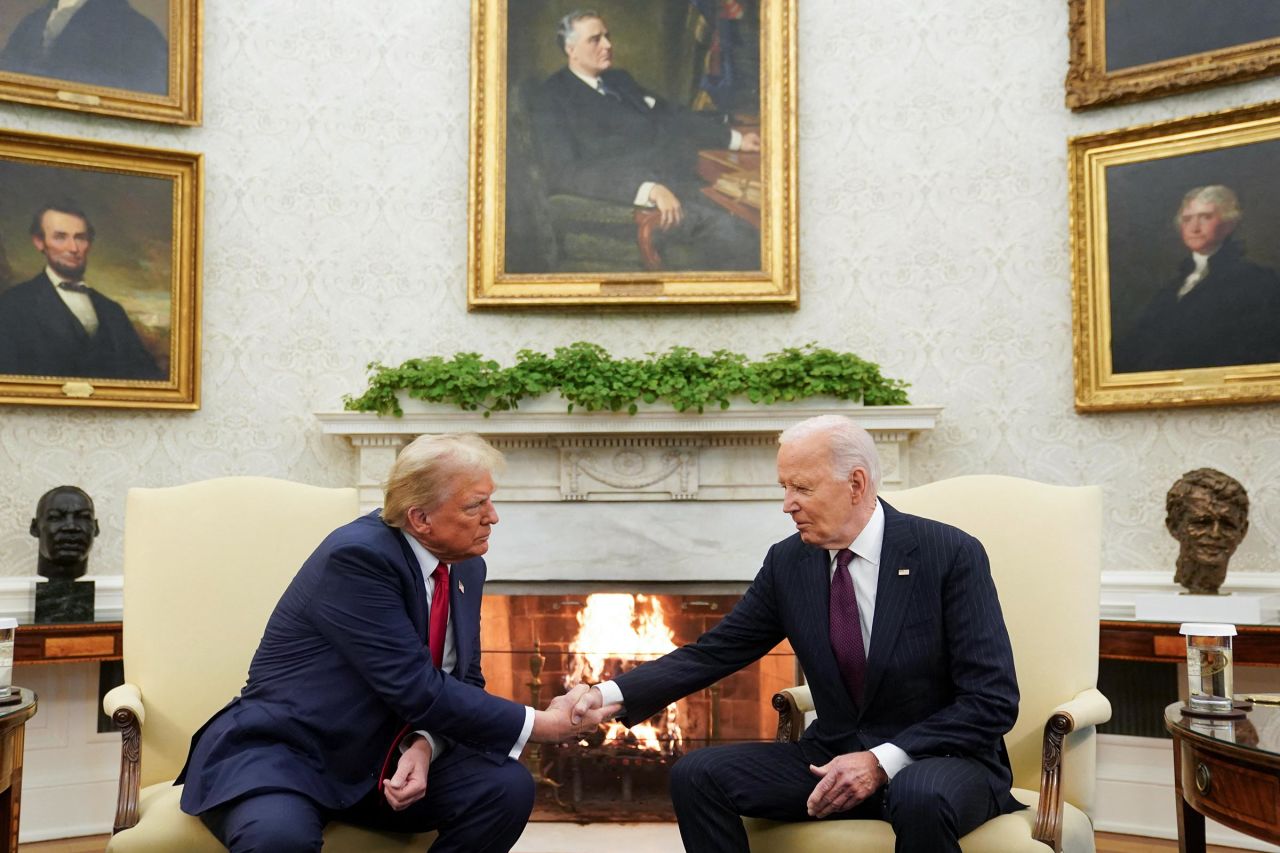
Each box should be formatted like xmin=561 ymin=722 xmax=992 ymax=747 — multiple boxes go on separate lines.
xmin=729 ymin=129 xmax=743 ymax=151
xmin=869 ymin=743 xmax=913 ymax=781
xmin=635 ymin=181 xmax=656 ymax=207
xmin=406 ymin=730 xmax=443 ymax=765
xmin=508 ymin=706 xmax=535 ymax=761
xmin=595 ymin=679 xmax=625 ymax=709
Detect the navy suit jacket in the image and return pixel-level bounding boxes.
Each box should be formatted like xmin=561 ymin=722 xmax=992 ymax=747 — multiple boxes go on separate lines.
xmin=0 ymin=273 xmax=163 ymax=380
xmin=615 ymin=500 xmax=1022 ymax=806
xmin=532 ymin=66 xmax=733 ymax=206
xmin=178 ymin=512 xmax=527 ymax=814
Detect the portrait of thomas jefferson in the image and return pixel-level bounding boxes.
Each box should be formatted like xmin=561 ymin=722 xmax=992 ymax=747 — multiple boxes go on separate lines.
xmin=0 ymin=0 xmax=169 ymax=95
xmin=1111 ymin=184 xmax=1280 ymax=374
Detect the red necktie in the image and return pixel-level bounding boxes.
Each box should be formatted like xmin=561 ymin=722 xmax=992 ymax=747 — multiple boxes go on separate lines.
xmin=829 ymin=548 xmax=867 ymax=703
xmin=429 ymin=562 xmax=449 ymax=669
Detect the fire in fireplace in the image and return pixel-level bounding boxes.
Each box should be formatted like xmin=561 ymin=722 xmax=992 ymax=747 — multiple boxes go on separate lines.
xmin=480 ymin=590 xmax=796 ymax=821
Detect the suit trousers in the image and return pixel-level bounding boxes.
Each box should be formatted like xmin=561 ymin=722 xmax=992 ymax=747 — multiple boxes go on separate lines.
xmin=654 ymin=190 xmax=759 ymax=272
xmin=198 ymin=748 xmax=535 ymax=853
xmin=669 ymin=741 xmax=1003 ymax=853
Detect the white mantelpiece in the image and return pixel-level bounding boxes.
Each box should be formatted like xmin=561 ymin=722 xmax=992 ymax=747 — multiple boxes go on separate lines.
xmin=315 ymin=401 xmax=941 ymax=584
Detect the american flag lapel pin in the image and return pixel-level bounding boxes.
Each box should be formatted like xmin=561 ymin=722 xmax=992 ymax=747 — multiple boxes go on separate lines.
xmin=898 ymin=568 xmax=910 ymax=576
xmin=458 ymin=580 xmax=466 ymax=594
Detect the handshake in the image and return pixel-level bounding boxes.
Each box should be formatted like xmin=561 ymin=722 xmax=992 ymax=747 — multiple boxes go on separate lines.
xmin=530 ymin=684 xmax=620 ymax=743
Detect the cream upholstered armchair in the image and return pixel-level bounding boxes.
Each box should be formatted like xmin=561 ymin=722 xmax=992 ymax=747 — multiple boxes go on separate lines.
xmin=744 ymin=475 xmax=1111 ymax=853
xmin=103 ymin=477 xmax=437 ymax=851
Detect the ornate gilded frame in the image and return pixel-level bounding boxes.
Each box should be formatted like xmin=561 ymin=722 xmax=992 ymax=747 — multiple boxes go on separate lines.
xmin=0 ymin=0 xmax=201 ymax=125
xmin=1070 ymin=101 xmax=1280 ymax=412
xmin=467 ymin=0 xmax=797 ymax=308
xmin=1066 ymin=0 xmax=1280 ymax=110
xmin=0 ymin=129 xmax=202 ymax=409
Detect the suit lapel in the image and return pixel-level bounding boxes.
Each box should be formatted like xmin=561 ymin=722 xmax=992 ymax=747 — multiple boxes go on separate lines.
xmin=33 ymin=273 xmax=91 ymax=343
xmin=449 ymin=561 xmax=475 ymax=674
xmin=861 ymin=501 xmax=917 ymax=709
xmin=390 ymin=523 xmax=430 ymax=644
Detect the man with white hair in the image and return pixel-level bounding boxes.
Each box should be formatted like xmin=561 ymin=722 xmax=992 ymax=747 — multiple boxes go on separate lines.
xmin=572 ymin=415 xmax=1021 ymax=852
xmin=1112 ymin=184 xmax=1280 ymax=373
xmin=178 ymin=433 xmax=614 ymax=852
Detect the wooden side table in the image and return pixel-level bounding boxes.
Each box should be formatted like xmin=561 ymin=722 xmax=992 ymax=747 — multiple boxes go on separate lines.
xmin=14 ymin=621 xmax=122 ymax=666
xmin=0 ymin=688 xmax=37 ymax=853
xmin=1165 ymin=701 xmax=1280 ymax=852
xmin=1103 ymin=620 xmax=1280 ymax=666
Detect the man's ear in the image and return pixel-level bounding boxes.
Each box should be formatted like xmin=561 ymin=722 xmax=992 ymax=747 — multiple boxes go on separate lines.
xmin=405 ymin=506 xmax=431 ymax=537
xmin=31 ymin=235 xmax=45 ymax=252
xmin=848 ymin=467 xmax=868 ymax=504
xmin=28 ymin=518 xmax=38 ymax=538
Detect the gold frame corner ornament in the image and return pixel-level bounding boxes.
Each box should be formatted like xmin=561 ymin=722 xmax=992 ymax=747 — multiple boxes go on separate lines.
xmin=1069 ymin=100 xmax=1280 ymax=412
xmin=1066 ymin=0 xmax=1280 ymax=111
xmin=0 ymin=0 xmax=202 ymax=125
xmin=0 ymin=128 xmax=202 ymax=410
xmin=466 ymin=0 xmax=798 ymax=308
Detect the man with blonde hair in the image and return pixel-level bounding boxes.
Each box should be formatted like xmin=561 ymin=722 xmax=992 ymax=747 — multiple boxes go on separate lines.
xmin=573 ymin=415 xmax=1021 ymax=852
xmin=178 ymin=433 xmax=613 ymax=852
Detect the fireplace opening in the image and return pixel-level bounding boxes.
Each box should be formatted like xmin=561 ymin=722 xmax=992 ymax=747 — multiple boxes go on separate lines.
xmin=480 ymin=591 xmax=797 ymax=821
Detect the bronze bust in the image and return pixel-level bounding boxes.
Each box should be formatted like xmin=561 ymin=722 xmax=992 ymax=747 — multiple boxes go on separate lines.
xmin=1165 ymin=468 xmax=1249 ymax=595
xmin=30 ymin=485 xmax=99 ymax=580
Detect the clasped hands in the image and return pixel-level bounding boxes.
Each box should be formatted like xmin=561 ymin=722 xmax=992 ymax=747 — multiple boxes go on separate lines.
xmin=805 ymin=751 xmax=888 ymax=818
xmin=531 ymin=683 xmax=620 ymax=743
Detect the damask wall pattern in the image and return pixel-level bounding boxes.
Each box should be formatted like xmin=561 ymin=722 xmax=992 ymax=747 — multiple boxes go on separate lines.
xmin=0 ymin=0 xmax=1278 ymax=579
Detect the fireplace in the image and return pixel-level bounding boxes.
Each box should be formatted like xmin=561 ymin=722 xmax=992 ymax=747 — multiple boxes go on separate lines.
xmin=317 ymin=400 xmax=939 ymax=819
xmin=480 ymin=589 xmax=797 ymax=821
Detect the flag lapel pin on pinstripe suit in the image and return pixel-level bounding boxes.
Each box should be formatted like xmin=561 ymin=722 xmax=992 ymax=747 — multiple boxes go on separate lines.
xmin=898 ymin=568 xmax=910 ymax=576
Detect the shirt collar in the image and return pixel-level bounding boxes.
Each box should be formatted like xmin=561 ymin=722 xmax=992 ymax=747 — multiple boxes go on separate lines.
xmin=400 ymin=530 xmax=450 ymax=573
xmin=832 ymin=499 xmax=885 ymax=566
xmin=1191 ymin=251 xmax=1211 ymax=271
xmin=569 ymin=66 xmax=601 ymax=90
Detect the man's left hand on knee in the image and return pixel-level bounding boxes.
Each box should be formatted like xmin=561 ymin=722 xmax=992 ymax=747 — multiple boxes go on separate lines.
xmin=805 ymin=751 xmax=887 ymax=819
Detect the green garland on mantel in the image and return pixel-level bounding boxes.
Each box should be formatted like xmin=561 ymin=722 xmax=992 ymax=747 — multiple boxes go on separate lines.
xmin=343 ymin=342 xmax=910 ymax=417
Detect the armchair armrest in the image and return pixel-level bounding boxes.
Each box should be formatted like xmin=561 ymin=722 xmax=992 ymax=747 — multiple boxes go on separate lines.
xmin=104 ymin=683 xmax=145 ymax=834
xmin=771 ymin=685 xmax=813 ymax=743
xmin=1032 ymin=687 xmax=1111 ymax=852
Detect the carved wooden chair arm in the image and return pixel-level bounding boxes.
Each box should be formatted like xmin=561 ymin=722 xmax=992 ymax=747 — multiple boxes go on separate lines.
xmin=771 ymin=685 xmax=813 ymax=743
xmin=1032 ymin=687 xmax=1111 ymax=852
xmin=633 ymin=209 xmax=664 ymax=271
xmin=103 ymin=682 xmax=145 ymax=834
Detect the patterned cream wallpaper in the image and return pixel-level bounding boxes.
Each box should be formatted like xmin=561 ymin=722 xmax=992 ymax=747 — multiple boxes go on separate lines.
xmin=1 ymin=0 xmax=1278 ymax=579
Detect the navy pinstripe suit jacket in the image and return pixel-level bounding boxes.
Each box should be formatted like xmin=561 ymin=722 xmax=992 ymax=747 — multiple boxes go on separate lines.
xmin=615 ymin=499 xmax=1021 ymax=806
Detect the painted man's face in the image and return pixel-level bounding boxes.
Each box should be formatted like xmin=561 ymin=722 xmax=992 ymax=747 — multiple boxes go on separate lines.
xmin=566 ymin=16 xmax=613 ymax=78
xmin=1179 ymin=199 xmax=1236 ymax=255
xmin=32 ymin=210 xmax=93 ymax=280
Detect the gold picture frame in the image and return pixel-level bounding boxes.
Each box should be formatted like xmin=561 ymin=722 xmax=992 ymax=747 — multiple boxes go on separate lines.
xmin=1070 ymin=101 xmax=1280 ymax=412
xmin=0 ymin=128 xmax=202 ymax=409
xmin=1066 ymin=0 xmax=1280 ymax=110
xmin=0 ymin=0 xmax=201 ymax=125
xmin=467 ymin=0 xmax=797 ymax=308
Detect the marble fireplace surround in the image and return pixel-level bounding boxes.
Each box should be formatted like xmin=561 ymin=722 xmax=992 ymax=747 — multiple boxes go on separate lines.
xmin=316 ymin=400 xmax=942 ymax=586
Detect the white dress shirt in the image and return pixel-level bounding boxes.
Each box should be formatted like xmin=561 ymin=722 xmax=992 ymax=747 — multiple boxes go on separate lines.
xmin=46 ymin=266 xmax=99 ymax=335
xmin=402 ymin=533 xmax=533 ymax=764
xmin=598 ymin=499 xmax=913 ymax=781
xmin=1177 ymin=251 xmax=1211 ymax=300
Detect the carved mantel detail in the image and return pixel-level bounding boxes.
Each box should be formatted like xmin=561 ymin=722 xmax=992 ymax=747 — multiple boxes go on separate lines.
xmin=317 ymin=401 xmax=942 ymax=511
